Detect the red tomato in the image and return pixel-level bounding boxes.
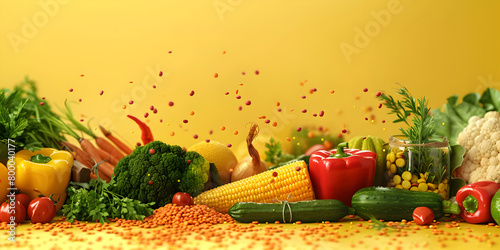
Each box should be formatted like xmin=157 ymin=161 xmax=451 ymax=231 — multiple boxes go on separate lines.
xmin=0 ymin=200 xmax=26 ymax=223
xmin=413 ymin=207 xmax=435 ymax=225
xmin=27 ymin=197 xmax=56 ymax=224
xmin=15 ymin=194 xmax=31 ymax=214
xmin=172 ymin=192 xmax=194 ymax=206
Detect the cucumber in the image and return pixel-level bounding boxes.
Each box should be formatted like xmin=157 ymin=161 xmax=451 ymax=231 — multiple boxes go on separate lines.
xmin=268 ymin=155 xmax=310 ymax=171
xmin=228 ymin=199 xmax=354 ymax=223
xmin=351 ymin=187 xmax=445 ymax=221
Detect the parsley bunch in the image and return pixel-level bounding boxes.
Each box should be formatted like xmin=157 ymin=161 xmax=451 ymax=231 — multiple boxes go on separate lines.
xmin=63 ymin=172 xmax=155 ymax=224
xmin=264 ymin=137 xmax=295 ymax=165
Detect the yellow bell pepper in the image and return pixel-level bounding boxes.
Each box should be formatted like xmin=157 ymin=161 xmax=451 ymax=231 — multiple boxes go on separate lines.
xmin=0 ymin=163 xmax=9 ymax=202
xmin=9 ymin=148 xmax=73 ymax=211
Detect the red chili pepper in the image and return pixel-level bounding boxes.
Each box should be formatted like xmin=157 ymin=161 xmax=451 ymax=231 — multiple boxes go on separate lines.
xmin=127 ymin=115 xmax=154 ymax=145
xmin=309 ymin=142 xmax=377 ymax=207
xmin=456 ymin=181 xmax=500 ymax=224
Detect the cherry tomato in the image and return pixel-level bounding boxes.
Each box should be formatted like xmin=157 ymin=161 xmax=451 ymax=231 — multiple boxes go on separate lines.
xmin=0 ymin=200 xmax=26 ymax=223
xmin=15 ymin=193 xmax=31 ymax=214
xmin=413 ymin=207 xmax=435 ymax=225
xmin=172 ymin=192 xmax=194 ymax=206
xmin=27 ymin=197 xmax=56 ymax=224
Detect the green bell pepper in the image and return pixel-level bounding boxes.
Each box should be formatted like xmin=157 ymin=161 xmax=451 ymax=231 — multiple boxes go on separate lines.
xmin=492 ymin=189 xmax=500 ymax=225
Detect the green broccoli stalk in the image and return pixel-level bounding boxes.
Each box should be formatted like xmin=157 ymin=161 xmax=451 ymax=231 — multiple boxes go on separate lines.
xmin=111 ymin=141 xmax=209 ymax=208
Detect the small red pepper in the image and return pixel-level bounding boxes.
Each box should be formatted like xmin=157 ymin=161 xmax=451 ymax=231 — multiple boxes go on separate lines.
xmin=309 ymin=142 xmax=377 ymax=207
xmin=456 ymin=181 xmax=500 ymax=224
xmin=127 ymin=115 xmax=154 ymax=145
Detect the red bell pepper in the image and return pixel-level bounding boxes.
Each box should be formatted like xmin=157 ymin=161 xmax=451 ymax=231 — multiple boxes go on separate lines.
xmin=309 ymin=142 xmax=377 ymax=207
xmin=456 ymin=181 xmax=500 ymax=224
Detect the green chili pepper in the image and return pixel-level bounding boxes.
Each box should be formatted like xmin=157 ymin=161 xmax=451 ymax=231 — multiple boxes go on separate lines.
xmin=491 ymin=190 xmax=500 ymax=225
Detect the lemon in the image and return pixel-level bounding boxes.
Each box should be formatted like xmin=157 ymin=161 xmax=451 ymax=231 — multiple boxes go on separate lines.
xmin=187 ymin=141 xmax=238 ymax=184
xmin=0 ymin=163 xmax=10 ymax=202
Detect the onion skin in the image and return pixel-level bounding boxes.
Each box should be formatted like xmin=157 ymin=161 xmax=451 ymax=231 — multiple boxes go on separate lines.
xmin=231 ymin=156 xmax=267 ymax=182
xmin=231 ymin=123 xmax=268 ymax=182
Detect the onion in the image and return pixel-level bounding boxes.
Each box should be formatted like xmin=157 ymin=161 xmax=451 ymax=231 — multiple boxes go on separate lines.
xmin=231 ymin=123 xmax=267 ymax=182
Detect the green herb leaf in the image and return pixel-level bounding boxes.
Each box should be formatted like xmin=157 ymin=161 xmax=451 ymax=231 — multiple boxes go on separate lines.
xmin=480 ymin=88 xmax=500 ymax=112
xmin=209 ymin=163 xmax=224 ymax=189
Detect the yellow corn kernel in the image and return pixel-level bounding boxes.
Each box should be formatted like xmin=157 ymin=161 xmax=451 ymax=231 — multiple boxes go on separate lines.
xmin=402 ymin=180 xmax=411 ymax=189
xmin=443 ymin=179 xmax=448 ymax=184
xmin=438 ymin=183 xmax=446 ymax=192
xmin=395 ymin=158 xmax=406 ymax=168
xmin=386 ymin=161 xmax=392 ymax=168
xmin=393 ymin=175 xmax=402 ymax=185
xmin=427 ymin=183 xmax=437 ymax=190
xmin=396 ymin=151 xmax=405 ymax=158
xmin=410 ymin=175 xmax=418 ymax=183
xmin=401 ymin=171 xmax=412 ymax=181
xmin=193 ymin=160 xmax=314 ymax=213
xmin=417 ymin=178 xmax=426 ymax=184
xmin=418 ymin=183 xmax=428 ymax=192
xmin=395 ymin=184 xmax=403 ymax=189
xmin=387 ymin=152 xmax=396 ymax=163
xmin=410 ymin=187 xmax=419 ymax=191
xmin=390 ymin=164 xmax=397 ymax=174
xmin=434 ymin=190 xmax=439 ymax=194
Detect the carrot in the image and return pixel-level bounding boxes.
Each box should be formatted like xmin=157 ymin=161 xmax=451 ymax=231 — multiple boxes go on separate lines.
xmin=79 ymin=138 xmax=115 ymax=179
xmin=99 ymin=126 xmax=133 ymax=155
xmin=127 ymin=115 xmax=154 ymax=145
xmin=90 ymin=172 xmax=110 ymax=182
xmin=95 ymin=136 xmax=125 ymax=161
xmin=61 ymin=141 xmax=94 ymax=169
xmin=97 ymin=148 xmax=119 ymax=166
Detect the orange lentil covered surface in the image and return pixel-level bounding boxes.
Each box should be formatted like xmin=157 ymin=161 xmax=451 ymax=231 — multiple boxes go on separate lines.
xmin=1 ymin=204 xmax=500 ymax=250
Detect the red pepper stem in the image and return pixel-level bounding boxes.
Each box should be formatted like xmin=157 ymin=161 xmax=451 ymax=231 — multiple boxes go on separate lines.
xmin=329 ymin=142 xmax=351 ymax=158
xmin=463 ymin=195 xmax=479 ymax=214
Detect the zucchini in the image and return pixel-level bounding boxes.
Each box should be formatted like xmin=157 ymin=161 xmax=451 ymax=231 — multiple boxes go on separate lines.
xmin=351 ymin=187 xmax=445 ymax=221
xmin=228 ymin=199 xmax=354 ymax=223
xmin=268 ymin=155 xmax=310 ymax=171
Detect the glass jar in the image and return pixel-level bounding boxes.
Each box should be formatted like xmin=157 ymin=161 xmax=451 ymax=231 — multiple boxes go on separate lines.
xmin=386 ymin=136 xmax=451 ymax=199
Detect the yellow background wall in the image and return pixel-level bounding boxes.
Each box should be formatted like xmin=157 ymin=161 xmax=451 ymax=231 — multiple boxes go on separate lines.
xmin=1 ymin=0 xmax=499 ymax=157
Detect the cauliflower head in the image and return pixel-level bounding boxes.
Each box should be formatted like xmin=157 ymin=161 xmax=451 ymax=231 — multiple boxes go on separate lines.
xmin=111 ymin=141 xmax=210 ymax=208
xmin=456 ymin=111 xmax=500 ymax=183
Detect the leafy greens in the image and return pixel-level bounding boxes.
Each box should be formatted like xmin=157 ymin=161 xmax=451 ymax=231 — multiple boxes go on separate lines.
xmin=432 ymin=87 xmax=500 ymax=145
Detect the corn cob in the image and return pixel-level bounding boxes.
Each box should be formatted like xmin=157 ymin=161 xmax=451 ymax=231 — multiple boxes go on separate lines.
xmin=194 ymin=160 xmax=315 ymax=213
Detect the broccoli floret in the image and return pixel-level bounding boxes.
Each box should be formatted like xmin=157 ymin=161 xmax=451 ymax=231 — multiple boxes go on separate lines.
xmin=111 ymin=141 xmax=209 ymax=208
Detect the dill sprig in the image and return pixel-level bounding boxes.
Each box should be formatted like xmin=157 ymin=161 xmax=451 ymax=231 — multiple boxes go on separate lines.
xmin=378 ymin=86 xmax=435 ymax=143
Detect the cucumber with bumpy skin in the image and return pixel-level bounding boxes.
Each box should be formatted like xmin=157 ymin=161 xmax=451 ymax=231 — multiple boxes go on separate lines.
xmin=351 ymin=187 xmax=459 ymax=221
xmin=228 ymin=199 xmax=354 ymax=223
